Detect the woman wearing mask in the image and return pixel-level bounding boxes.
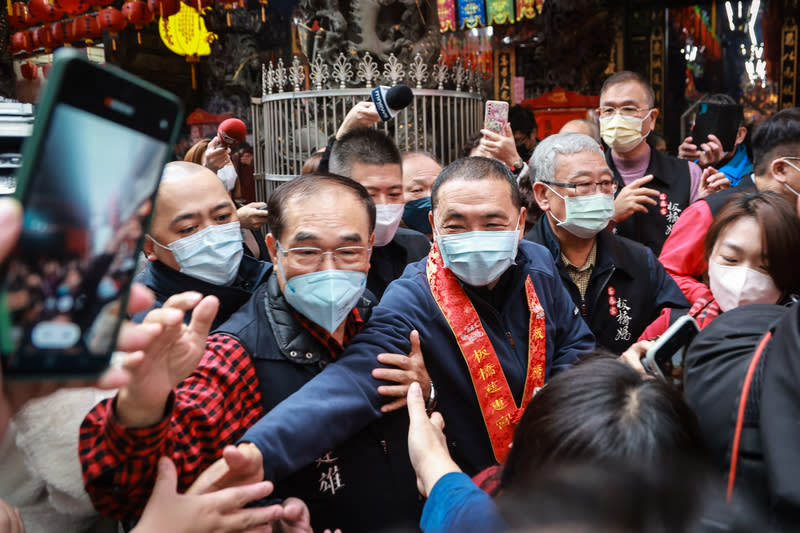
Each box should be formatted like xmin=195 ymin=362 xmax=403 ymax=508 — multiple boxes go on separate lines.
xmin=638 ymin=191 xmax=800 ymax=340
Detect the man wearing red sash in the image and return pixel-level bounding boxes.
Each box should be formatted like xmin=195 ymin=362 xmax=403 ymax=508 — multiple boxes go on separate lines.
xmin=196 ymin=157 xmax=595 ymax=490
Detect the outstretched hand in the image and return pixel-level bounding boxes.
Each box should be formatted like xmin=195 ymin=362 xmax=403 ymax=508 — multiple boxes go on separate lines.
xmin=189 ymin=442 xmax=265 ymax=496
xmin=406 ymin=382 xmax=460 ymax=498
xmin=132 ymin=457 xmax=277 ymax=533
xmin=613 ymin=174 xmax=660 ymax=222
xmin=476 ymin=123 xmax=523 ymax=169
xmin=373 ymin=330 xmax=431 ymax=413
xmin=115 ymin=291 xmax=219 ymax=428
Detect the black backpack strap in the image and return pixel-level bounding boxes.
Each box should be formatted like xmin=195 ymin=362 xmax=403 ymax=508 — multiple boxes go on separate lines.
xmin=727 ymin=329 xmax=773 ymax=501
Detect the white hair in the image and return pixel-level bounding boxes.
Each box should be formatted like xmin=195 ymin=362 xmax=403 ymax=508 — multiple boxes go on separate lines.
xmin=531 ymin=133 xmax=603 ymax=183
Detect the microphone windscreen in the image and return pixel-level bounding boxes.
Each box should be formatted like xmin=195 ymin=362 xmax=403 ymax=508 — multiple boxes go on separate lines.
xmin=217 ymin=118 xmax=247 ymax=147
xmin=385 ymin=84 xmax=413 ymax=111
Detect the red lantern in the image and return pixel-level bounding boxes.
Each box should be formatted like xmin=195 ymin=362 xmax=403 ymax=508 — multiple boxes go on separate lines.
xmin=97 ymin=7 xmax=126 ymax=50
xmin=121 ymin=0 xmax=153 ymax=44
xmin=28 ymin=0 xmax=65 ymax=23
xmin=10 ymin=2 xmax=33 ymax=29
xmin=50 ymin=19 xmax=71 ymax=44
xmin=11 ymin=30 xmax=34 ymax=53
xmin=53 ymin=0 xmax=89 ymax=16
xmin=91 ymin=0 xmax=114 ymax=10
xmin=20 ymin=60 xmax=38 ymax=80
xmin=73 ymin=13 xmax=102 ymax=42
xmin=42 ymin=63 xmax=52 ymax=78
xmin=32 ymin=24 xmax=57 ymax=49
xmin=147 ymin=0 xmax=178 ymax=18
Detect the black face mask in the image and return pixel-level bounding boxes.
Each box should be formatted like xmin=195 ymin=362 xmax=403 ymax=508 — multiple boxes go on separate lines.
xmin=516 ymin=144 xmax=532 ymax=161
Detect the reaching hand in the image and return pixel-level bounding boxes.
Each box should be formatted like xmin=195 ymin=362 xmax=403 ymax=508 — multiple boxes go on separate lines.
xmin=132 ymin=457 xmax=277 ymax=533
xmin=0 ymin=497 xmax=25 ymax=533
xmin=336 ymin=101 xmax=381 ymax=139
xmin=478 ymin=123 xmax=523 ymax=169
xmin=115 ymin=291 xmax=219 ymax=428
xmin=619 ymin=340 xmax=654 ymax=376
xmin=188 ymin=442 xmax=265 ymax=496
xmin=202 ymin=137 xmax=233 ymax=173
xmin=697 ymin=166 xmax=730 ymax=199
xmin=237 ymin=203 xmax=269 ymax=231
xmin=373 ymin=330 xmax=431 ymax=413
xmin=406 ymin=382 xmax=460 ymax=498
xmin=613 ymin=174 xmax=660 ymax=222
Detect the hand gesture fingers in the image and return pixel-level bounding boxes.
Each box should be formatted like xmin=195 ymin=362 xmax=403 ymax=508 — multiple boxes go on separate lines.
xmin=373 ymin=330 xmax=428 ymax=412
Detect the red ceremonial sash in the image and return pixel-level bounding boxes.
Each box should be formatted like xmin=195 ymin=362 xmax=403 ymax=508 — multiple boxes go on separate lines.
xmin=426 ymin=244 xmax=546 ymax=463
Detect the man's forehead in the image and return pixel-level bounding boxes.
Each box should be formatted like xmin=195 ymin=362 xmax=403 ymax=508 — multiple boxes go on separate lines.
xmin=555 ymin=151 xmax=612 ymax=178
xmin=601 ymin=80 xmax=649 ymax=103
xmin=437 ymin=177 xmax=514 ymax=208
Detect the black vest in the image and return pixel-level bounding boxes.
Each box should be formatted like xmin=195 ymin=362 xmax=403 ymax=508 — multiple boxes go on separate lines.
xmin=607 ymin=148 xmax=693 ymax=255
xmin=213 ymin=275 xmax=422 ymax=533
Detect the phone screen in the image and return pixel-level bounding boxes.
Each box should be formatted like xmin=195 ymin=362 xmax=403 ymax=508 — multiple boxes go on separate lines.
xmin=0 ymin=86 xmax=173 ymax=376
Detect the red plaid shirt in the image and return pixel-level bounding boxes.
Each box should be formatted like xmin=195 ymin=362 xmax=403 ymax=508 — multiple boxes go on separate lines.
xmin=79 ymin=310 xmax=363 ymax=522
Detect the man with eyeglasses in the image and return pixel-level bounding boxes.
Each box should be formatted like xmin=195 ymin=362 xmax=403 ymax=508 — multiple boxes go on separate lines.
xmin=659 ymin=107 xmax=800 ymax=306
xmin=600 ymin=71 xmax=703 ymax=255
xmin=191 ymin=156 xmax=594 ymax=496
xmin=79 ymin=174 xmax=426 ymax=531
xmin=525 ymin=133 xmax=687 ymax=353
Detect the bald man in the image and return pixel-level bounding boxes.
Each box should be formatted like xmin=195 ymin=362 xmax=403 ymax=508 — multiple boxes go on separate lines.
xmin=560 ymin=119 xmax=602 ymax=145
xmin=135 ymin=161 xmax=269 ymax=328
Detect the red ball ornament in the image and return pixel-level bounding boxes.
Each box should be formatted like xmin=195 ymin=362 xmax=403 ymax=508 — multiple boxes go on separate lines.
xmin=28 ymin=0 xmax=65 ymax=23
xmin=20 ymin=61 xmax=38 ymax=80
xmin=96 ymin=7 xmax=126 ymax=31
xmin=121 ymin=0 xmax=154 ymax=25
xmin=53 ymin=0 xmax=90 ymax=16
xmin=32 ymin=25 xmax=58 ymax=49
xmin=11 ymin=30 xmax=34 ymax=53
xmin=147 ymin=0 xmax=179 ymax=18
xmin=50 ymin=19 xmax=71 ymax=44
xmin=73 ymin=13 xmax=102 ymax=41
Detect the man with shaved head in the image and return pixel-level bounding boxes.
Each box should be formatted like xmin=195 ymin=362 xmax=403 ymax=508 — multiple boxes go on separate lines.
xmin=135 ymin=161 xmax=269 ymax=328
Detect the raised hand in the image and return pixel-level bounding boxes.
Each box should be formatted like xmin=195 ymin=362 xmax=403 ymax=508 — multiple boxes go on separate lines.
xmin=336 ymin=101 xmax=381 ymax=139
xmin=478 ymin=123 xmax=524 ymax=169
xmin=237 ymin=202 xmax=270 ymax=231
xmin=115 ymin=291 xmax=219 ymax=428
xmin=373 ymin=330 xmax=431 ymax=413
xmin=406 ymin=382 xmax=460 ymax=498
xmin=613 ymin=174 xmax=660 ymax=222
xmin=132 ymin=457 xmax=277 ymax=533
xmin=188 ymin=442 xmax=265 ymax=496
xmin=202 ymin=136 xmax=232 ymax=173
xmin=697 ymin=166 xmax=730 ymax=199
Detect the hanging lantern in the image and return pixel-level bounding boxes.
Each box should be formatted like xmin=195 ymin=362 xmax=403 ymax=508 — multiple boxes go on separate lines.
xmin=91 ymin=0 xmax=113 ymax=11
xmin=122 ymin=0 xmax=154 ymax=44
xmin=96 ymin=7 xmax=126 ymax=50
xmin=28 ymin=0 xmax=65 ymax=23
xmin=53 ymin=0 xmax=89 ymax=16
xmin=159 ymin=2 xmax=214 ymax=89
xmin=42 ymin=62 xmax=52 ymax=77
xmin=73 ymin=13 xmax=101 ymax=43
xmin=11 ymin=30 xmax=34 ymax=53
xmin=50 ymin=18 xmax=73 ymax=44
xmin=147 ymin=0 xmax=178 ymax=18
xmin=32 ymin=24 xmax=57 ymax=49
xmin=10 ymin=2 xmax=33 ymax=29
xmin=20 ymin=60 xmax=38 ymax=80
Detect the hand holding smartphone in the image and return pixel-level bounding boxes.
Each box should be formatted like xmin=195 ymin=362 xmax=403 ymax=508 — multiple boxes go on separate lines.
xmin=642 ymin=315 xmax=700 ymax=388
xmin=484 ymin=100 xmax=509 ymax=135
xmin=0 ymin=50 xmax=182 ymax=379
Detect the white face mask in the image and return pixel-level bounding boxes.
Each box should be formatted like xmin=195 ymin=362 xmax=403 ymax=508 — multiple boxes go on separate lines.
xmin=599 ymin=110 xmax=652 ymax=153
xmin=708 ymin=260 xmax=782 ymax=312
xmin=545 ymin=186 xmax=615 ymax=239
xmin=373 ymin=203 xmax=405 ymax=247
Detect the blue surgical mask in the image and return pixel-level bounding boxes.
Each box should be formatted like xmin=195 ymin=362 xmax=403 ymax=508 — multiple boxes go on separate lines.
xmin=276 ymin=254 xmax=367 ymax=333
xmin=545 ymin=186 xmax=615 ymax=239
xmin=149 ymin=221 xmax=243 ymax=286
xmin=402 ymin=196 xmax=432 ymax=235
xmin=435 ymin=218 xmax=520 ymax=286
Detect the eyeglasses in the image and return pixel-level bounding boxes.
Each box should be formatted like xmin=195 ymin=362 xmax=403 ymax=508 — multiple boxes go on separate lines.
xmin=597 ymin=106 xmax=651 ymax=119
xmin=276 ymin=241 xmax=370 ymax=268
xmin=540 ymin=179 xmax=618 ymax=196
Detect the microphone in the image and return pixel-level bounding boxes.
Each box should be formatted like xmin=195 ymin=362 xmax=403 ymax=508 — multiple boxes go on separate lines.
xmin=217 ymin=118 xmax=247 ymax=147
xmin=371 ymin=84 xmax=413 ymax=122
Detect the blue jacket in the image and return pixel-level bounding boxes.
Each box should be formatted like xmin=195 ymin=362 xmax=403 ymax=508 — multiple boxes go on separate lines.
xmin=421 ymin=472 xmax=507 ymax=533
xmin=241 ymin=241 xmax=595 ymax=478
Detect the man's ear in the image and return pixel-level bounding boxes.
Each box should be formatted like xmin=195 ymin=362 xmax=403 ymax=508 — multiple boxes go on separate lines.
xmin=428 ymin=211 xmax=435 ymax=237
xmin=532 ymin=181 xmax=550 ymax=212
xmin=517 ymin=206 xmax=527 ymax=241
xmin=735 ymin=126 xmax=748 ymax=146
xmin=770 ymin=158 xmax=790 ymax=185
xmin=143 ymin=236 xmax=157 ymax=262
xmin=646 ymin=108 xmax=659 ymax=133
xmin=266 ymin=233 xmax=278 ymax=263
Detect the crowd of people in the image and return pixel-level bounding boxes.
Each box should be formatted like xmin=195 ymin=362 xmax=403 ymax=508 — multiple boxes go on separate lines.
xmin=2 ymin=68 xmax=800 ymax=533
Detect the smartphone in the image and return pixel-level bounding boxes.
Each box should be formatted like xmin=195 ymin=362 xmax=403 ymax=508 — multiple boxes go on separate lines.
xmin=0 ymin=49 xmax=182 ymax=379
xmin=643 ymin=315 xmax=700 ymax=388
xmin=484 ymin=100 xmax=509 ymax=134
xmin=691 ymin=102 xmax=743 ymax=152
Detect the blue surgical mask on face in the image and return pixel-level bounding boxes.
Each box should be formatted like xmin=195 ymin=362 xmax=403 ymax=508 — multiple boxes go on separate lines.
xmin=545 ymin=185 xmax=615 ymax=239
xmin=402 ymin=196 xmax=432 ymax=235
xmin=435 ymin=217 xmax=520 ymax=286
xmin=149 ymin=221 xmax=243 ymax=286
xmin=276 ymin=253 xmax=367 ymax=333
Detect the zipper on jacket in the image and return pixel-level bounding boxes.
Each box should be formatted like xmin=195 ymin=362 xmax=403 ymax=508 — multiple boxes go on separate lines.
xmin=580 ymin=299 xmax=587 ymax=317
xmin=505 ymin=331 xmax=515 ymax=348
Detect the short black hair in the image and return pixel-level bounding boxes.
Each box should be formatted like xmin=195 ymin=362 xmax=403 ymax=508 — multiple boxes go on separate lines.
xmin=509 ymin=105 xmax=537 ymax=136
xmin=267 ymin=173 xmax=376 ymax=241
xmin=328 ymin=127 xmax=402 ymax=177
xmin=751 ymin=107 xmax=800 ymax=176
xmin=601 ymin=71 xmax=655 ymax=108
xmin=431 ymin=156 xmax=522 ymax=212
